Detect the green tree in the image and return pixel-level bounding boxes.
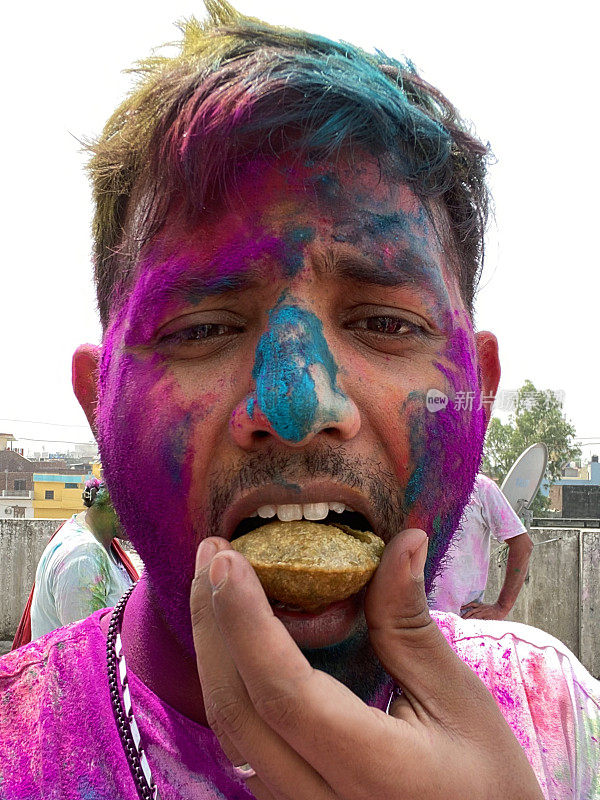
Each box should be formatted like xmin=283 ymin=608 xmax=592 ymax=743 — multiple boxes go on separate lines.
xmin=481 ymin=380 xmax=581 ymax=516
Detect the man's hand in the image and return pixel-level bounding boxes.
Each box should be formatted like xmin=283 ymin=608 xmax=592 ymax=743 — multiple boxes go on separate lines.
xmin=190 ymin=530 xmax=543 ymax=800
xmin=460 ymin=601 xmax=509 ymax=620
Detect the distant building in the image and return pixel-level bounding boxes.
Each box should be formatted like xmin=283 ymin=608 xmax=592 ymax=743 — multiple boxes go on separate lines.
xmin=1 ymin=448 xmax=35 ymax=519
xmin=31 ymin=443 xmax=98 ymax=462
xmin=0 ymin=445 xmax=94 ymax=520
xmin=33 ymin=473 xmax=90 ymax=519
xmin=548 ymin=456 xmax=600 ymax=517
xmin=0 ymin=433 xmax=16 ymax=451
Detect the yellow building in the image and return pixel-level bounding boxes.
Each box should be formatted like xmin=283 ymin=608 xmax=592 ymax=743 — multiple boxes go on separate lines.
xmin=33 ymin=473 xmax=90 ymax=519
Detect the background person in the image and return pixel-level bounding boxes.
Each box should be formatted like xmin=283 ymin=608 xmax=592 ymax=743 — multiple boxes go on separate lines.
xmin=12 ymin=478 xmax=138 ymax=647
xmin=430 ymin=473 xmax=534 ymax=618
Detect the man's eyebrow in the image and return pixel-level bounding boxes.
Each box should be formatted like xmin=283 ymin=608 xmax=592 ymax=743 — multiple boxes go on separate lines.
xmin=161 ymin=269 xmax=264 ymax=302
xmin=313 ymin=250 xmax=444 ymax=294
xmin=141 ymin=238 xmax=446 ymax=311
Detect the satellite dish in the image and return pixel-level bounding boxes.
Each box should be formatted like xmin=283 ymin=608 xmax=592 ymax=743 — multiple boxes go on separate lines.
xmin=501 ymin=443 xmax=548 ymax=517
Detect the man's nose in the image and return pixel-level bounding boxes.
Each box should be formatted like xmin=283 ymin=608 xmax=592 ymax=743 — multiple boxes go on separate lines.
xmin=229 ymin=304 xmax=361 ymax=450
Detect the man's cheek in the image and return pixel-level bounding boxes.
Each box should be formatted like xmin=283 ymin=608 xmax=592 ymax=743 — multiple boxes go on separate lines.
xmin=97 ymin=352 xmax=197 ymax=556
xmin=401 ymin=386 xmax=485 ymax=593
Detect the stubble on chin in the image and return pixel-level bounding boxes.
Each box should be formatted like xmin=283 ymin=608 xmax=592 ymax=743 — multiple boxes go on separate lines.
xmin=300 ymin=618 xmax=392 ymax=706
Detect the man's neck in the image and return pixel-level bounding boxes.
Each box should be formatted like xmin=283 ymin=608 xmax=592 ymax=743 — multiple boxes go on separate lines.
xmin=102 ymin=574 xmax=209 ymax=726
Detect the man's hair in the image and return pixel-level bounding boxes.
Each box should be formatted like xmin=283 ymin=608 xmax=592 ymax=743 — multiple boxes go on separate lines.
xmin=88 ymin=0 xmax=490 ymax=329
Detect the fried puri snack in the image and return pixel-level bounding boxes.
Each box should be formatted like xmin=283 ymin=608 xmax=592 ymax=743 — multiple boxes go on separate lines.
xmin=231 ymin=520 xmax=385 ymax=610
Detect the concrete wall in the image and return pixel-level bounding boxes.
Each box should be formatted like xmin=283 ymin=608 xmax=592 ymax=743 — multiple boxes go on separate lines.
xmin=485 ymin=528 xmax=600 ymax=679
xmin=1 ymin=520 xmax=598 ymax=678
xmin=0 ymin=518 xmax=60 ymax=640
xmin=0 ymin=518 xmax=144 ymax=643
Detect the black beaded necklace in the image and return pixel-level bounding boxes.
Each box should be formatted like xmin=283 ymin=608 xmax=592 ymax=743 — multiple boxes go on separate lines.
xmin=107 ymin=583 xmax=161 ymax=800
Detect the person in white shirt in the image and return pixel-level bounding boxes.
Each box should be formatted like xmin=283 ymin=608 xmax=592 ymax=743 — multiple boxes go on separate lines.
xmin=430 ymin=473 xmax=534 ymax=618
xmin=29 ymin=480 xmax=137 ymax=640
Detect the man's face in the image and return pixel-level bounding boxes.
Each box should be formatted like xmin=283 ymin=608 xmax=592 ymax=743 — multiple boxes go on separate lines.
xmin=90 ymin=153 xmax=494 ymax=696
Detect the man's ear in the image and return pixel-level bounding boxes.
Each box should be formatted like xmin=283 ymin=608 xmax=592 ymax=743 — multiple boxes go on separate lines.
xmin=72 ymin=344 xmax=101 ymax=436
xmin=474 ymin=331 xmax=501 ymax=427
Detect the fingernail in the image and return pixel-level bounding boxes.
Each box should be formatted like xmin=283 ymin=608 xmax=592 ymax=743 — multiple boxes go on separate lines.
xmin=209 ymin=553 xmax=231 ymax=590
xmin=410 ymin=537 xmax=428 ymax=581
xmin=195 ymin=538 xmax=217 ymax=572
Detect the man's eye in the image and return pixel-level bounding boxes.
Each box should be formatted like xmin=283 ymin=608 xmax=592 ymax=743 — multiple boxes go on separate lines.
xmin=351 ymin=316 xmax=422 ymax=336
xmin=159 ymin=323 xmax=240 ymax=345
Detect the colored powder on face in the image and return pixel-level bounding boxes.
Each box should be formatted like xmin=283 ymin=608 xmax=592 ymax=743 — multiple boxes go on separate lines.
xmin=122 ymin=231 xmax=294 ymax=343
xmin=272 ymin=475 xmax=302 ymax=492
xmin=400 ymin=320 xmax=486 ymax=594
xmin=97 ymin=305 xmax=203 ymax=653
xmin=249 ymin=301 xmax=349 ymax=443
xmin=404 ymin=457 xmax=425 ymax=510
xmin=329 ymin=205 xmax=450 ymax=322
xmin=308 ymin=170 xmax=340 ymax=201
xmin=162 ymin=412 xmax=193 ymax=485
xmin=280 ymin=226 xmax=316 ymax=277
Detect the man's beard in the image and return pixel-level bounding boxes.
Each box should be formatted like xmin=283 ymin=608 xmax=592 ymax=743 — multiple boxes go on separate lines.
xmin=301 ymin=619 xmax=392 ymax=705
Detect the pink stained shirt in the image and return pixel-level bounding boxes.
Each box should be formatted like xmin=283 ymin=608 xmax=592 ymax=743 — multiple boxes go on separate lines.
xmin=0 ymin=609 xmax=598 ymax=799
xmin=430 ymin=474 xmax=528 ymax=614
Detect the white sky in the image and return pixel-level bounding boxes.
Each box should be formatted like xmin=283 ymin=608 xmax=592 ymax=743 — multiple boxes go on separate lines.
xmin=2 ymin=0 xmax=598 ymax=460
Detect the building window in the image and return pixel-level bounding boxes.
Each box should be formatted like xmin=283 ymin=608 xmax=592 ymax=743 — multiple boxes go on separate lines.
xmin=14 ymin=480 xmax=26 ymax=491
xmin=64 ymin=483 xmax=79 ymax=489
xmin=45 ymin=490 xmax=54 ymax=500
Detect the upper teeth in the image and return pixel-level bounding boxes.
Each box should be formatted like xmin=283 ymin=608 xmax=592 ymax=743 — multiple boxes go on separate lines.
xmin=253 ymin=501 xmax=348 ymax=522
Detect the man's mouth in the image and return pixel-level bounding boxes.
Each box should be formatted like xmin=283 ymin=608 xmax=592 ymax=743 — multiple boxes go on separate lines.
xmin=227 ymin=494 xmax=375 ymax=647
xmin=268 ymin=592 xmax=366 ymax=649
xmin=230 ymin=501 xmax=372 ymax=542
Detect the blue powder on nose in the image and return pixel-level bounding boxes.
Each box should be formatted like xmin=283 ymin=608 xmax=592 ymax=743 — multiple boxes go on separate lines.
xmin=251 ymin=304 xmax=344 ymax=442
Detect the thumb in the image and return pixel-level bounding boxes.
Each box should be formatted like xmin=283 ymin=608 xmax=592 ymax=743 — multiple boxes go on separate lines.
xmin=365 ymin=529 xmax=467 ymax=706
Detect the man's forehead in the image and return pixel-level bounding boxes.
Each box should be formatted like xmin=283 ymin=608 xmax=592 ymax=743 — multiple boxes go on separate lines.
xmin=149 ymin=159 xmax=438 ymax=267
xmin=232 ymin=153 xmax=425 ymax=214
xmin=118 ymin=155 xmax=461 ymax=328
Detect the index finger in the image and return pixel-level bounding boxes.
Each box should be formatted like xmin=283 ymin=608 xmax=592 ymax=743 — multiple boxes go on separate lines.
xmin=191 ymin=538 xmax=334 ymax=800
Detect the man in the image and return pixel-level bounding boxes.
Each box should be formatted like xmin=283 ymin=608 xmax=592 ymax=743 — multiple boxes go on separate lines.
xmin=11 ymin=478 xmax=139 ymax=648
xmin=0 ymin=3 xmax=598 ymax=799
xmin=11 ymin=478 xmax=139 ymax=646
xmin=430 ymin=473 xmax=534 ymax=618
